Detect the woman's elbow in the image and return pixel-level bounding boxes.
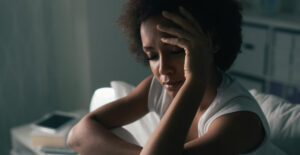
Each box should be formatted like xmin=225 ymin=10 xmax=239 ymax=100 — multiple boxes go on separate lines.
xmin=66 ymin=116 xmax=90 ymax=150
xmin=67 ymin=123 xmax=83 ymax=150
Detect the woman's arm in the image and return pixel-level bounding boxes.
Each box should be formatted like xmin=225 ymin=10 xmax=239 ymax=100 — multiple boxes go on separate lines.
xmin=140 ymin=78 xmax=206 ymax=155
xmin=67 ymin=75 xmax=153 ymax=155
xmin=183 ymin=111 xmax=265 ymax=155
xmin=67 ymin=116 xmax=142 ymax=155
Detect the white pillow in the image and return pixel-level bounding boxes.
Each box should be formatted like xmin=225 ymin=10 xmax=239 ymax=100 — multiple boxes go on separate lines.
xmin=110 ymin=81 xmax=135 ymax=98
xmin=89 ymin=81 xmax=135 ymax=112
xmin=250 ymin=89 xmax=300 ymax=155
xmin=90 ymin=87 xmax=115 ymax=112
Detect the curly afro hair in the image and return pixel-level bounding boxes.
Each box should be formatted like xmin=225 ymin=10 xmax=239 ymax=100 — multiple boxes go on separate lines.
xmin=117 ymin=0 xmax=242 ymax=71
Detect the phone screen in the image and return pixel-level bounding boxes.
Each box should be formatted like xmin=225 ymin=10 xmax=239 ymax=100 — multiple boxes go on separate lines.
xmin=36 ymin=114 xmax=75 ymax=129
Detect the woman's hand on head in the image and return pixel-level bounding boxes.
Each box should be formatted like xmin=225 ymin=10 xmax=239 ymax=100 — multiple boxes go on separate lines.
xmin=157 ymin=7 xmax=216 ymax=84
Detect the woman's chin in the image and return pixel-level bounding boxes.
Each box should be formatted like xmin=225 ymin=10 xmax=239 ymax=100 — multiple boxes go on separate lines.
xmin=164 ymin=81 xmax=184 ymax=98
xmin=167 ymin=89 xmax=179 ymax=99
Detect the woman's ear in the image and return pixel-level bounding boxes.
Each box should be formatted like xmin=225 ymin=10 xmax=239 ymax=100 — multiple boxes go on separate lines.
xmin=213 ymin=45 xmax=220 ymax=54
xmin=207 ymin=31 xmax=220 ymax=54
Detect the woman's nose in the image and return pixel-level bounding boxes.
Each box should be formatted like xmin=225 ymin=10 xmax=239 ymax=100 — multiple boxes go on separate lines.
xmin=159 ymin=56 xmax=174 ymax=75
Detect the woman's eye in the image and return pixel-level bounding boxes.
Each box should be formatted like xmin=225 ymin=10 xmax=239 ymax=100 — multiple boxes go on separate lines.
xmin=171 ymin=50 xmax=185 ymax=54
xmin=146 ymin=55 xmax=158 ymax=61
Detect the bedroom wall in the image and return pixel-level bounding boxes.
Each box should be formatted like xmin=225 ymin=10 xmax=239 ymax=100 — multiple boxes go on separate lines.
xmin=0 ymin=0 xmax=91 ymax=154
xmin=0 ymin=0 xmax=151 ymax=154
xmin=86 ymin=0 xmax=151 ymax=92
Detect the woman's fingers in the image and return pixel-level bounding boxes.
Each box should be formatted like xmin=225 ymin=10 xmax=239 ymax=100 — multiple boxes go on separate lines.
xmin=160 ymin=37 xmax=189 ymax=51
xmin=157 ymin=24 xmax=192 ymax=40
xmin=162 ymin=11 xmax=197 ymax=35
xmin=179 ymin=7 xmax=205 ymax=35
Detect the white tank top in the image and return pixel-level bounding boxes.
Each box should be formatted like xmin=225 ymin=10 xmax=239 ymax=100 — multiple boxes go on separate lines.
xmin=147 ymin=72 xmax=272 ymax=155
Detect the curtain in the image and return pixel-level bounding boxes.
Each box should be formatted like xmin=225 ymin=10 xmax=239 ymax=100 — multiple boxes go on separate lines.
xmin=0 ymin=0 xmax=91 ymax=154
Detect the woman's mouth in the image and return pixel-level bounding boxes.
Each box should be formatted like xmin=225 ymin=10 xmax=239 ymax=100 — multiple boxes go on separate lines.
xmin=163 ymin=80 xmax=184 ymax=91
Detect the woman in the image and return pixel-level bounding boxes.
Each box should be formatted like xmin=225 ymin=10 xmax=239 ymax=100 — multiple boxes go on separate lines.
xmin=67 ymin=0 xmax=270 ymax=154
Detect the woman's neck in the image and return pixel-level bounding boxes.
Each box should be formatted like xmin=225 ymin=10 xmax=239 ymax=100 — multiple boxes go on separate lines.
xmin=199 ymin=68 xmax=222 ymax=111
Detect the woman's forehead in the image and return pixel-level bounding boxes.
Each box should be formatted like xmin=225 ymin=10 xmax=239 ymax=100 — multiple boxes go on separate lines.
xmin=142 ymin=15 xmax=179 ymax=29
xmin=141 ymin=15 xmax=178 ymax=38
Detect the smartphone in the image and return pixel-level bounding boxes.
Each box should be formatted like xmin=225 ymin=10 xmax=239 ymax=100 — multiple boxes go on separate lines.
xmin=32 ymin=111 xmax=76 ymax=134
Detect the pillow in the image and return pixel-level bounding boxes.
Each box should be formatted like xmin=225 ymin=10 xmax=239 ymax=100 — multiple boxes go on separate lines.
xmin=250 ymin=89 xmax=300 ymax=155
xmin=90 ymin=87 xmax=115 ymax=112
xmin=110 ymin=81 xmax=135 ymax=98
xmin=89 ymin=81 xmax=135 ymax=112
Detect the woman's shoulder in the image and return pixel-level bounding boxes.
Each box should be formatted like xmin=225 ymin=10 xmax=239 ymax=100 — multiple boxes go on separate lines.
xmin=197 ymin=72 xmax=270 ymax=154
xmin=199 ymin=71 xmax=270 ymax=137
xmin=217 ymin=72 xmax=257 ymax=103
xmin=212 ymin=72 xmax=267 ymax=125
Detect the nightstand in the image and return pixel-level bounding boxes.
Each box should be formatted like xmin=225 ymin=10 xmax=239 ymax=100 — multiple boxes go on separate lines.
xmin=10 ymin=110 xmax=87 ymax=155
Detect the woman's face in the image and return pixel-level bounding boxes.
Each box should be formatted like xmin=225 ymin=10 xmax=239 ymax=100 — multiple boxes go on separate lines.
xmin=140 ymin=15 xmax=185 ymax=98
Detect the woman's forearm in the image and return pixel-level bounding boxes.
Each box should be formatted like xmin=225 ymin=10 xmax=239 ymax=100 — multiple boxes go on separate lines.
xmin=67 ymin=116 xmax=142 ymax=155
xmin=140 ymin=79 xmax=205 ymax=155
